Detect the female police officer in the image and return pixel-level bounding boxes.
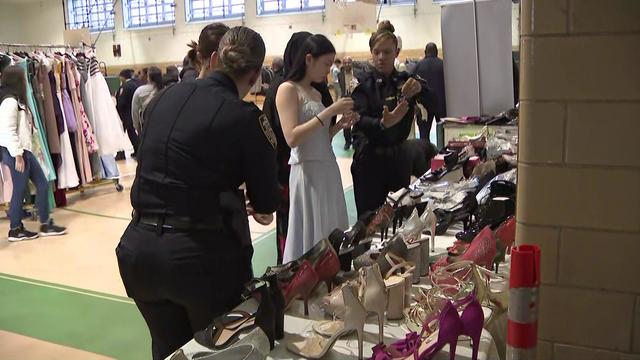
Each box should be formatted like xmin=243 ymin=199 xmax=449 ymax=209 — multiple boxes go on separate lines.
xmin=115 ymin=25 xmax=280 ymax=360
xmin=351 ymin=20 xmax=434 ymax=217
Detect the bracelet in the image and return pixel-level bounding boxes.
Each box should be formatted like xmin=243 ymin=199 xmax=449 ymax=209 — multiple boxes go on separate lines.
xmin=314 ymin=115 xmax=325 ymax=127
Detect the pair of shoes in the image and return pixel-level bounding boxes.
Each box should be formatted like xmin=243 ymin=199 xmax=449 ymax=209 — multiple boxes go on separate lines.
xmin=371 ymin=296 xmax=484 ymax=360
xmin=194 ymin=279 xmax=277 ymax=351
xmin=8 ymin=220 xmax=67 ymax=242
xmin=434 ymin=193 xmax=478 ymax=235
xmin=287 ymin=284 xmax=367 ymax=359
xmin=432 ymin=226 xmax=497 ymax=272
xmin=268 ymin=239 xmax=340 ymax=316
xmin=454 ymin=196 xmax=515 ymax=243
xmin=317 ymin=264 xmax=387 ymax=343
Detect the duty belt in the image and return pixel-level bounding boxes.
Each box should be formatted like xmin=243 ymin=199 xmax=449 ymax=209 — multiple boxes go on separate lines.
xmin=132 ymin=211 xmax=223 ymax=233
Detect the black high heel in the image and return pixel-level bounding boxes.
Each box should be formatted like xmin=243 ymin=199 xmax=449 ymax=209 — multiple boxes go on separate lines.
xmin=260 ymin=272 xmax=285 ymax=340
xmin=194 ymin=279 xmax=276 ymax=351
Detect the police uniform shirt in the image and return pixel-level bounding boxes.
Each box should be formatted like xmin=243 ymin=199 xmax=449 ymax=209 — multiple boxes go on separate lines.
xmin=132 ymin=71 xmax=280 ymax=223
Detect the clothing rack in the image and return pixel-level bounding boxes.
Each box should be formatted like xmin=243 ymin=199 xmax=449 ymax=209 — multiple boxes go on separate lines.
xmin=1 ymin=42 xmax=125 ymax=214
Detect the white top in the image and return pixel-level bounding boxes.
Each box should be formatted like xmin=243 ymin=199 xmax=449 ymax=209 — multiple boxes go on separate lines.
xmin=0 ymin=97 xmax=33 ymax=157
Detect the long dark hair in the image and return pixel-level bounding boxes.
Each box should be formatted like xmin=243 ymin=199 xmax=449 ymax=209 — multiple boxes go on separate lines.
xmin=286 ymin=34 xmax=336 ymax=83
xmin=147 ymin=66 xmax=163 ymax=91
xmin=0 ymin=65 xmax=27 ymax=107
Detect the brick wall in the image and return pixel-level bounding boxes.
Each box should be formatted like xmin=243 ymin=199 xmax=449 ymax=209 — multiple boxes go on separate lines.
xmin=516 ymin=0 xmax=640 ymax=359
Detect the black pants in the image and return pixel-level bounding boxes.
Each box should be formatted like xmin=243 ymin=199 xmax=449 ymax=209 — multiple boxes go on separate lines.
xmin=351 ymin=144 xmax=412 ymax=218
xmin=417 ymin=112 xmax=440 ymax=140
xmin=343 ymin=126 xmax=353 ymax=148
xmin=116 ymin=222 xmax=252 ymax=360
xmin=121 ymin=115 xmax=139 ymax=152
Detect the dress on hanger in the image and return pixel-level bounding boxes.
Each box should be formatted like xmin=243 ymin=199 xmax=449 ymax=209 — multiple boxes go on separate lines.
xmin=283 ymin=85 xmax=349 ymax=263
xmin=66 ymin=59 xmax=93 ymax=183
xmin=89 ymin=58 xmax=124 ymax=156
xmin=52 ymin=57 xmax=80 ymax=189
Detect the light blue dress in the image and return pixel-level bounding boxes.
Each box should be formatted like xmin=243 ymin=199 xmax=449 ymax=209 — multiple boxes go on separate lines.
xmin=283 ymin=86 xmax=349 ymax=263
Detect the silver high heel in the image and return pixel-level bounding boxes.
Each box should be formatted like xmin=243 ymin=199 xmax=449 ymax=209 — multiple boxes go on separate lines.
xmin=287 ymin=284 xmax=367 ymax=359
xmin=420 ymin=204 xmax=437 ymax=277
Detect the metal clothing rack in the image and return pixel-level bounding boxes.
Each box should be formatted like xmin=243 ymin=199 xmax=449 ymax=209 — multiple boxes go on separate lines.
xmin=0 ymin=42 xmax=125 ymax=200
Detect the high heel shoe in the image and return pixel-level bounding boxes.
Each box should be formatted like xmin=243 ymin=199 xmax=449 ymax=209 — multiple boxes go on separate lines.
xmin=287 ymin=284 xmax=367 ymax=359
xmin=278 ymin=260 xmax=320 ymax=316
xmin=316 ymin=264 xmax=387 ymax=344
xmin=365 ymin=203 xmax=395 ymax=240
xmin=371 ymin=300 xmax=464 ymax=360
xmin=194 ymin=279 xmax=275 ymax=351
xmin=330 ymin=221 xmax=368 ymax=255
xmin=432 ymin=225 xmax=497 ymax=272
xmin=434 ymin=193 xmax=478 ymax=235
xmin=401 ymin=209 xmax=428 ymax=283
xmin=258 ymin=272 xmax=285 ymax=340
xmin=420 ymin=205 xmax=437 ymax=256
xmin=460 ymin=296 xmax=484 ymax=360
xmin=455 ymin=196 xmax=515 ymax=243
xmin=301 ymin=238 xmax=341 ymax=291
xmin=495 ymin=216 xmax=515 ymax=255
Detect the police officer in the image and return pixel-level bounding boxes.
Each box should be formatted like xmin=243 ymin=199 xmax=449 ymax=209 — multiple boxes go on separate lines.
xmin=351 ymin=20 xmax=434 ymax=217
xmin=115 ymin=25 xmax=280 ymax=360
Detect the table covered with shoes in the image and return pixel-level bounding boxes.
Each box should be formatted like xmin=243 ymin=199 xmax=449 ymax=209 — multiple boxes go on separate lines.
xmin=166 ymin=123 xmax=518 ymax=360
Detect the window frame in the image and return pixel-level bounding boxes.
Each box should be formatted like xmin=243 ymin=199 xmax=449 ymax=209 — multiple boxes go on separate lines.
xmin=122 ymin=0 xmax=176 ymax=30
xmin=257 ymin=0 xmax=325 ymax=16
xmin=66 ymin=0 xmax=116 ymax=33
xmin=185 ymin=0 xmax=245 ymax=23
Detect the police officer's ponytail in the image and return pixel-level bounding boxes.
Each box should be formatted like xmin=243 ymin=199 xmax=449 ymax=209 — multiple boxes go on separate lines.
xmin=217 ymin=27 xmax=266 ymax=78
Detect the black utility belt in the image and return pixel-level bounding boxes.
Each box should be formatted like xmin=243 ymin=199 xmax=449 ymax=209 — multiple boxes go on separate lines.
xmin=132 ymin=211 xmax=223 ymax=232
xmin=370 ymin=143 xmax=405 ymax=156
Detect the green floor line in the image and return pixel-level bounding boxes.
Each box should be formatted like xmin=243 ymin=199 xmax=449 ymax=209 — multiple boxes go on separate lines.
xmin=0 ymin=276 xmax=150 ymax=360
xmin=60 ymin=207 xmax=131 ymax=221
xmin=0 ymin=273 xmax=133 ymax=303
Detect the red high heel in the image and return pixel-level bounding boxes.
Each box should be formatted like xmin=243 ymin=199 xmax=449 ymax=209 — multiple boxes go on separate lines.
xmin=495 ymin=216 xmax=515 ymax=254
xmin=279 ymin=260 xmax=319 ymax=316
xmin=433 ymin=226 xmax=496 ymax=272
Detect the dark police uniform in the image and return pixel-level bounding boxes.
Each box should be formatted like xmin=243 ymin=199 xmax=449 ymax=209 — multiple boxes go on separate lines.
xmin=351 ymin=69 xmax=433 ymax=217
xmin=115 ymin=71 xmax=280 ymax=360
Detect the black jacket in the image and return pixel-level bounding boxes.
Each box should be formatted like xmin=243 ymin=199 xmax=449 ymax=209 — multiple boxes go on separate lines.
xmin=132 ymin=71 xmax=280 ymax=221
xmin=413 ymin=56 xmax=446 ymax=117
xmin=351 ymin=68 xmax=434 ymax=150
xmin=115 ymin=79 xmax=139 ymax=121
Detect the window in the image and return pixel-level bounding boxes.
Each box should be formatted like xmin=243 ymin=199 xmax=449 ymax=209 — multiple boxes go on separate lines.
xmin=66 ymin=0 xmax=115 ymax=32
xmin=123 ymin=0 xmax=176 ymax=29
xmin=257 ymin=0 xmax=324 ymax=16
xmin=186 ymin=0 xmax=245 ymax=21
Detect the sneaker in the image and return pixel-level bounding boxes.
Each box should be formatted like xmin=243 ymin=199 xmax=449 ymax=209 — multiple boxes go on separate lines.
xmin=39 ymin=220 xmax=67 ymax=237
xmin=8 ymin=225 xmax=39 ymax=242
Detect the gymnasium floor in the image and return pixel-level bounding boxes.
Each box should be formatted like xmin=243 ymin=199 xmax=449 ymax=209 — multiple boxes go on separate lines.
xmin=0 ymin=134 xmax=358 ymax=359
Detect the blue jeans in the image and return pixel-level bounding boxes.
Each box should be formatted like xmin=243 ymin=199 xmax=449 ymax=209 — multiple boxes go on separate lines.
xmin=0 ymin=147 xmax=50 ymax=228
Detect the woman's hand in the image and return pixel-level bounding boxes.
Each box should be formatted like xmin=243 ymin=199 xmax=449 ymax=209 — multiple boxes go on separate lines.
xmin=328 ymin=97 xmax=355 ymax=117
xmin=15 ymin=155 xmax=25 ymax=173
xmin=336 ymin=111 xmax=359 ymax=130
xmin=401 ymin=78 xmax=422 ymax=99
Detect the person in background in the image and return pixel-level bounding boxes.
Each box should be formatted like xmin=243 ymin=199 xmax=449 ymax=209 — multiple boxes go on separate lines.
xmin=330 ymin=58 xmax=342 ymax=99
xmin=413 ymin=42 xmax=446 ymax=139
xmin=262 ymin=32 xmax=336 ymax=264
xmin=338 ymin=56 xmax=358 ymax=150
xmin=350 ymin=20 xmax=434 ymax=218
xmin=163 ymin=65 xmax=180 ymax=86
xmin=271 ymin=56 xmax=284 ymax=84
xmin=116 ymin=69 xmax=140 ymax=159
xmin=195 ymin=23 xmax=232 ymax=80
xmin=276 ymin=34 xmax=354 ymax=263
xmin=116 ymin=25 xmax=279 ymax=360
xmin=394 ymin=36 xmax=407 ymax=72
xmin=131 ymin=66 xmax=164 ymax=133
xmin=180 ymin=41 xmax=200 ymax=82
xmin=0 ymin=65 xmax=67 ymax=241
xmin=137 ymin=67 xmax=149 ymax=85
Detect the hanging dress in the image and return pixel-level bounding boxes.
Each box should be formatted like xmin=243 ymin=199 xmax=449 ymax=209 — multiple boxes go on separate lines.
xmin=52 ymin=57 xmax=80 ymax=189
xmin=18 ymin=60 xmax=56 ymax=182
xmin=66 ymin=59 xmax=93 ymax=183
xmin=89 ymin=58 xmax=125 ymax=156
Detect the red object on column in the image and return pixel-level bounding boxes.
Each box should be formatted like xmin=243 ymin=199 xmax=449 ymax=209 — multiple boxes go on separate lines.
xmin=507 ymin=244 xmax=541 ymax=360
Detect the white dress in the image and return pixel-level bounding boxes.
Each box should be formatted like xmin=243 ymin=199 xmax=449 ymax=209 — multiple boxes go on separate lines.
xmin=283 ymin=87 xmax=349 ymax=263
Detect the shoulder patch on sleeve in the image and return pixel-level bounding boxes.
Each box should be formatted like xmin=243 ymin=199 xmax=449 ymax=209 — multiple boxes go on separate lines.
xmin=259 ymin=114 xmax=277 ymax=150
